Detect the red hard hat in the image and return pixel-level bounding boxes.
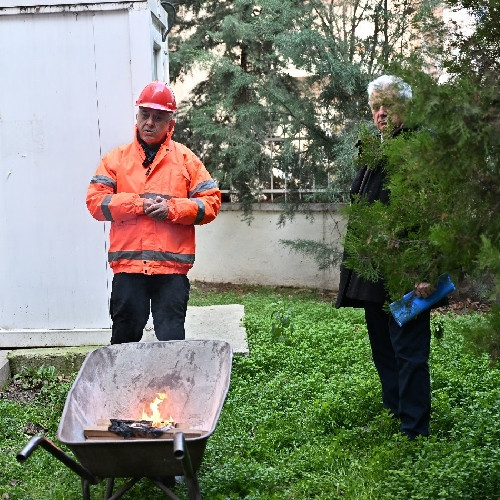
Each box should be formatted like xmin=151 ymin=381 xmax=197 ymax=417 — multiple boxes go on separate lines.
xmin=135 ymin=81 xmax=177 ymax=112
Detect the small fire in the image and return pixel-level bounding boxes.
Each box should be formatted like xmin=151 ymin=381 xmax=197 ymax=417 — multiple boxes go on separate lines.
xmin=141 ymin=392 xmax=174 ymax=428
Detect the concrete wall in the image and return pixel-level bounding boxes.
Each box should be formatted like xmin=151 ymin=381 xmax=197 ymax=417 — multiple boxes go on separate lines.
xmin=189 ymin=203 xmax=345 ymax=291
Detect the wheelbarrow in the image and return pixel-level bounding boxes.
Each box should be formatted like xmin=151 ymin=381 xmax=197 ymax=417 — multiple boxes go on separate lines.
xmin=17 ymin=340 xmax=233 ymax=499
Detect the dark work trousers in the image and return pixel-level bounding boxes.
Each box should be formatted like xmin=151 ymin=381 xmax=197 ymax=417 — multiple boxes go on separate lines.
xmin=109 ymin=273 xmax=190 ymax=344
xmin=364 ymin=302 xmax=431 ymax=438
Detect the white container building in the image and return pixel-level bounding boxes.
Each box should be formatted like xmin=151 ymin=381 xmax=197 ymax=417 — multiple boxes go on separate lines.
xmin=0 ymin=0 xmax=174 ymax=345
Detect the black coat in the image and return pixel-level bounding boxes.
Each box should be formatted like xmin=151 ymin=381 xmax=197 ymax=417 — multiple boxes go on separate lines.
xmin=335 ymin=127 xmax=446 ymax=309
xmin=335 ymin=160 xmax=389 ymax=308
xmin=336 ymin=126 xmax=410 ymax=308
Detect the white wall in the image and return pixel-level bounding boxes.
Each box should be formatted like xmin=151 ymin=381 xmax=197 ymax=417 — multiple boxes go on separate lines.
xmin=189 ymin=204 xmax=345 ymax=291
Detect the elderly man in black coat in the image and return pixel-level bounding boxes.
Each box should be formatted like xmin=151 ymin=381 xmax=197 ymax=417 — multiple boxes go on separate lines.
xmin=336 ymin=75 xmax=434 ymax=439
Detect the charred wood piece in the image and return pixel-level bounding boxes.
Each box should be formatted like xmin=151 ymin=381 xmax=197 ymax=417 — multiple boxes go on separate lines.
xmin=108 ymin=419 xmax=173 ymax=439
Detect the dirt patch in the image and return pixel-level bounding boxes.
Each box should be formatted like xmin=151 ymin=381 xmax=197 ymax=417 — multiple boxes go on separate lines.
xmin=435 ymin=296 xmax=491 ymax=315
xmin=0 ymin=379 xmax=41 ymax=404
xmin=191 ymin=280 xmax=337 ymax=301
xmin=191 ymin=281 xmax=490 ymax=313
xmin=1 ymin=375 xmax=71 ymax=406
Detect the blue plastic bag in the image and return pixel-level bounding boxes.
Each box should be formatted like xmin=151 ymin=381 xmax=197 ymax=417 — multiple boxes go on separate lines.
xmin=389 ymin=273 xmax=456 ymax=327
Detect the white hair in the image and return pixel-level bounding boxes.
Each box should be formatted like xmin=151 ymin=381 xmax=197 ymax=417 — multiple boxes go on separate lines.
xmin=367 ymin=75 xmax=412 ymax=101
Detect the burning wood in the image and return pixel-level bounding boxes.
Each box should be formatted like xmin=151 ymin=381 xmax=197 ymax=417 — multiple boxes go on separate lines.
xmin=108 ymin=419 xmax=174 ymax=439
xmin=83 ymin=392 xmax=206 ymax=440
xmin=83 ymin=419 xmax=205 ymax=440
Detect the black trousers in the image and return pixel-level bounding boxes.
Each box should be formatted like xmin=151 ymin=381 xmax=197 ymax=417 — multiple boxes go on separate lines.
xmin=109 ymin=273 xmax=190 ymax=344
xmin=364 ymin=302 xmax=431 ymax=438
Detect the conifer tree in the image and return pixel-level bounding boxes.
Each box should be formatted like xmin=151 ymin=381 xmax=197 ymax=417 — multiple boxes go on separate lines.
xmin=168 ymin=0 xmax=439 ymax=217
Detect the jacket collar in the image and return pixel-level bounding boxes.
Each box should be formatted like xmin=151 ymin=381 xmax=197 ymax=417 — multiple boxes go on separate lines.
xmin=134 ymin=126 xmax=174 ymax=167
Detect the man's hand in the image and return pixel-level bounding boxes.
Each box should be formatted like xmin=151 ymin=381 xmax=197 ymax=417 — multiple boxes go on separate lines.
xmin=414 ymin=282 xmax=435 ymax=299
xmin=144 ymin=196 xmax=169 ymax=221
xmin=143 ymin=198 xmax=154 ymax=213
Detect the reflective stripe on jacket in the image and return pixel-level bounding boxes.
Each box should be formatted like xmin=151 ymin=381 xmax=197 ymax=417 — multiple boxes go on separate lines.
xmin=86 ymin=129 xmax=221 ymax=275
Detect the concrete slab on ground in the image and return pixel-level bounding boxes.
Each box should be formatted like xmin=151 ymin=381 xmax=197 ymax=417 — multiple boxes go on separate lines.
xmin=0 ymin=304 xmax=247 ymax=383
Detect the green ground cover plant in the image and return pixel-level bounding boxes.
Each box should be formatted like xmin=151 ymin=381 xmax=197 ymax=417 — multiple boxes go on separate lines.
xmin=1 ymin=284 xmax=498 ymax=499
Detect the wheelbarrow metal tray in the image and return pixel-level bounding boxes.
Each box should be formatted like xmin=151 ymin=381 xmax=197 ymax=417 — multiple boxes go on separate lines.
xmin=57 ymin=340 xmax=233 ymax=478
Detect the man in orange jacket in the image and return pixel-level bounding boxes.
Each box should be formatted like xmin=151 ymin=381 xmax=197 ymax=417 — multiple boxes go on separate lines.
xmin=86 ymin=81 xmax=221 ymax=344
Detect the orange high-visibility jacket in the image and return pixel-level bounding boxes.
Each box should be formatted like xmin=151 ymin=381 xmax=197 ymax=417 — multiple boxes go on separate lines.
xmin=86 ymin=129 xmax=221 ymax=275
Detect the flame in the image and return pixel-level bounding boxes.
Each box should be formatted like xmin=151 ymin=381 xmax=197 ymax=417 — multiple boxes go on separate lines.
xmin=141 ymin=392 xmax=174 ymax=428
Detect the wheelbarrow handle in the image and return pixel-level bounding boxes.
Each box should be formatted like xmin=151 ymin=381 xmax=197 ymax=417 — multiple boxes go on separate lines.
xmin=17 ymin=436 xmax=99 ymax=485
xmin=173 ymin=432 xmax=201 ymax=500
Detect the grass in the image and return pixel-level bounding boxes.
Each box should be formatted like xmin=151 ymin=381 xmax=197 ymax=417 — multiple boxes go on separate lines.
xmin=1 ymin=283 xmax=499 ymax=499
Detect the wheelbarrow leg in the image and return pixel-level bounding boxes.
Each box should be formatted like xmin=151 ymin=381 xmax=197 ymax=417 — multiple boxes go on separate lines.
xmin=106 ymin=478 xmax=140 ymax=500
xmin=105 ymin=478 xmax=115 ymax=498
xmin=173 ymin=433 xmax=202 ymax=500
xmin=81 ymin=478 xmax=90 ymax=500
xmin=151 ymin=479 xmax=182 ymax=500
xmin=183 ymin=475 xmax=202 ymax=500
